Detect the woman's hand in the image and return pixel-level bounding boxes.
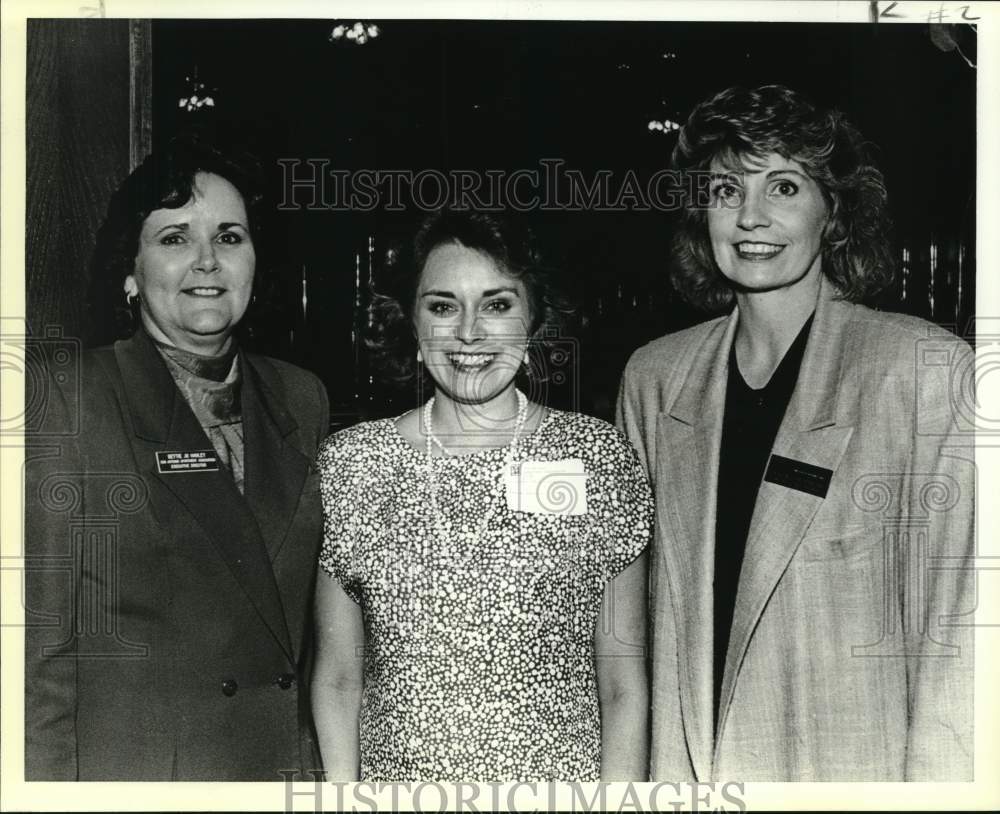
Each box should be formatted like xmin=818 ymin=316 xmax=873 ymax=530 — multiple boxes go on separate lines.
xmin=595 ymin=551 xmax=650 ymax=781
xmin=311 ymin=569 xmax=366 ymax=781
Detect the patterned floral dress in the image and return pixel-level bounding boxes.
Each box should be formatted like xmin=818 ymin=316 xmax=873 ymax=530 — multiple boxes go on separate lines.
xmin=317 ymin=408 xmax=653 ymax=782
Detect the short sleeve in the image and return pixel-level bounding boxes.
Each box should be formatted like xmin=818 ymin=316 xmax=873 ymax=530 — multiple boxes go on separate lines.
xmin=583 ymin=421 xmax=654 ymax=580
xmin=316 ymin=427 xmax=368 ymax=603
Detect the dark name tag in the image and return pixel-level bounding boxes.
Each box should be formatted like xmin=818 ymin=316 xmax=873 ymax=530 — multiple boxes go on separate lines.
xmin=764 ymin=454 xmax=832 ymax=498
xmin=155 ymin=450 xmax=220 ymax=474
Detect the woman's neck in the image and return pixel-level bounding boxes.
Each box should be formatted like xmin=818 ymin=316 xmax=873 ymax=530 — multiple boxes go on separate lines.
xmin=733 ymin=278 xmax=820 ymax=388
xmin=141 ymin=315 xmax=233 ymax=358
xmin=426 ymin=386 xmax=540 ymax=453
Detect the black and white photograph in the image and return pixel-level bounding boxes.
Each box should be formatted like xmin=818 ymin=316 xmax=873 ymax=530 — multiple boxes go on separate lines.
xmin=2 ymin=0 xmax=997 ymax=810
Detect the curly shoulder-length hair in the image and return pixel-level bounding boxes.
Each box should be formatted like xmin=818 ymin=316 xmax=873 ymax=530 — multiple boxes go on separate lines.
xmin=368 ymin=208 xmax=574 ymax=388
xmin=671 ymin=84 xmax=896 ymax=312
xmin=86 ymin=135 xmax=266 ymax=346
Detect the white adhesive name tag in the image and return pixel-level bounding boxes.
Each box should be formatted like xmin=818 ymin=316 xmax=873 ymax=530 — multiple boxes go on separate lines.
xmin=504 ymin=459 xmax=588 ymax=515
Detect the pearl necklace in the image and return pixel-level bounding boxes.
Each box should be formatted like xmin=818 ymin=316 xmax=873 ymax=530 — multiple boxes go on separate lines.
xmin=423 ymin=389 xmax=529 ymax=557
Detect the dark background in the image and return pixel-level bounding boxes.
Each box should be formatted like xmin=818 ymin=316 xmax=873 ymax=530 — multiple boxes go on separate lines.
xmin=27 ymin=19 xmax=977 ymax=427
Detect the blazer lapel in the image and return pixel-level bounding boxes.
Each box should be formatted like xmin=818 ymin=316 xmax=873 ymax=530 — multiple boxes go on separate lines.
xmin=658 ymin=311 xmax=738 ymax=781
xmin=240 ymin=355 xmax=310 ymax=564
xmin=715 ymin=281 xmax=856 ymax=754
xmin=115 ymin=332 xmax=294 ymax=662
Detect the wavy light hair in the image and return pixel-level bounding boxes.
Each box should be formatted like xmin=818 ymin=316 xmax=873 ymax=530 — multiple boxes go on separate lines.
xmin=670 ymin=84 xmax=896 ymax=312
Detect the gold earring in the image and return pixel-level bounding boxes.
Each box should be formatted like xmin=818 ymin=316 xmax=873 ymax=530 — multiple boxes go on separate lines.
xmin=417 ymin=348 xmax=423 ymax=364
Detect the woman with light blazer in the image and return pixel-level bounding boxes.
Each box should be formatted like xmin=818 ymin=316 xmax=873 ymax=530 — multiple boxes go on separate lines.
xmin=25 ymin=138 xmax=329 ymax=780
xmin=617 ymin=85 xmax=974 ymax=781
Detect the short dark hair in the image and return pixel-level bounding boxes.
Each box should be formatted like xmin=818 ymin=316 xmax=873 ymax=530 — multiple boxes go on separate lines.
xmin=670 ymin=84 xmax=896 ymax=312
xmin=86 ymin=135 xmax=265 ymax=345
xmin=367 ymin=209 xmax=574 ymax=388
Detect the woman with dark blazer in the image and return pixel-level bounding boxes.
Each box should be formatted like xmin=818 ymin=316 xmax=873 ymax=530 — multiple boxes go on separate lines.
xmin=617 ymin=85 xmax=974 ymax=781
xmin=25 ymin=138 xmax=329 ymax=780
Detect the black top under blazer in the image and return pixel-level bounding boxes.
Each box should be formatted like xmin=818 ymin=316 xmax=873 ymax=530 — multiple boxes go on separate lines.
xmin=25 ymin=329 xmax=330 ymax=780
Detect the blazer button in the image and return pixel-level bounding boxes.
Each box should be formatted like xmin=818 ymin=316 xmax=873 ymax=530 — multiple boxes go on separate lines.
xmin=221 ymin=679 xmax=238 ymax=697
xmin=276 ymin=673 xmax=295 ymax=690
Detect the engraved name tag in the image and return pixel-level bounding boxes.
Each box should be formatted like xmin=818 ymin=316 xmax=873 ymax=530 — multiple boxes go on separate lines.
xmin=155 ymin=450 xmax=221 ymax=474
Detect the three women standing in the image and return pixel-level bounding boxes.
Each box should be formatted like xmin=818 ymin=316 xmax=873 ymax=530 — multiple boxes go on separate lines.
xmin=26 ymin=85 xmax=974 ymax=785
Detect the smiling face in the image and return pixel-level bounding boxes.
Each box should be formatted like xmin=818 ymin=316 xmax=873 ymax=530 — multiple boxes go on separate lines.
xmin=413 ymin=242 xmax=532 ymax=407
xmin=707 ymin=153 xmax=829 ymax=298
xmin=125 ymin=171 xmax=255 ymax=355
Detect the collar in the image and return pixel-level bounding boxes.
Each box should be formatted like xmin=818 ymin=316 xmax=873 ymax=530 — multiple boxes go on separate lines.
xmin=151 ymin=333 xmax=239 ymax=383
xmin=115 ymin=329 xmax=298 ymax=442
xmin=668 ymin=275 xmax=852 ymax=431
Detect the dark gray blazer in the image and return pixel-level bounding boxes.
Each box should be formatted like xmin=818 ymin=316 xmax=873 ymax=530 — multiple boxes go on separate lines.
xmin=25 ymin=329 xmax=329 ymax=780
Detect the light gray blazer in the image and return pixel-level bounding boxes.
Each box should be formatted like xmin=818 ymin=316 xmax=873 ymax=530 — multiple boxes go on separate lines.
xmin=617 ymin=277 xmax=974 ymax=781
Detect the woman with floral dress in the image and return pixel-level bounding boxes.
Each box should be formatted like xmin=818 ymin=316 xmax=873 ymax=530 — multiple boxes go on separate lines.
xmin=311 ymin=210 xmax=652 ymax=782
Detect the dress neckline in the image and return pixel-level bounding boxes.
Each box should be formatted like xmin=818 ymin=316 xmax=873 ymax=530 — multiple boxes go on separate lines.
xmin=387 ymin=406 xmax=558 ymax=460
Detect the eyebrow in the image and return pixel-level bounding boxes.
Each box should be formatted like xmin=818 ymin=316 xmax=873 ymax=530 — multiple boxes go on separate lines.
xmin=153 ymin=223 xmax=189 ymax=236
xmin=152 ymin=221 xmax=248 ymax=236
xmin=708 ymin=168 xmax=808 ymax=181
xmin=420 ymin=287 xmax=521 ymax=299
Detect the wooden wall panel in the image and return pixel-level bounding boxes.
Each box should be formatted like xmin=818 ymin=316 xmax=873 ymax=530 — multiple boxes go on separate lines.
xmin=26 ymin=19 xmax=130 ymax=343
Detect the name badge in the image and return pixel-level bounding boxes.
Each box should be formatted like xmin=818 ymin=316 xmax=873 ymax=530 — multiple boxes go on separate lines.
xmin=155 ymin=450 xmax=221 ymax=474
xmin=764 ymin=454 xmax=832 ymax=498
xmin=505 ymin=459 xmax=588 ymax=515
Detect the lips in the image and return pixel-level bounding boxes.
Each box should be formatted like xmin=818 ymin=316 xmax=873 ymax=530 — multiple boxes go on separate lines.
xmin=446 ymin=351 xmax=498 ymax=370
xmin=734 ymin=241 xmax=785 ymax=260
xmin=182 ymin=286 xmax=226 ymax=297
